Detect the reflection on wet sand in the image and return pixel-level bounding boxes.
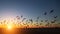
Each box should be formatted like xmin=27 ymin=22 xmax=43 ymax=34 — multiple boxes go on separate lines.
xmin=0 ymin=28 xmax=60 ymax=34
xmin=0 ymin=28 xmax=22 ymax=34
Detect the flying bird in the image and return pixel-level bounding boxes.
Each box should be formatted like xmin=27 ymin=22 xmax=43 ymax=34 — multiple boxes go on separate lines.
xmin=0 ymin=22 xmax=2 ymax=24
xmin=37 ymin=17 xmax=39 ymax=19
xmin=45 ymin=20 xmax=48 ymax=22
xmin=27 ymin=25 xmax=29 ymax=27
xmin=36 ymin=17 xmax=40 ymax=23
xmin=3 ymin=20 xmax=6 ymax=24
xmin=16 ymin=16 xmax=20 ymax=20
xmin=45 ymin=22 xmax=49 ymax=26
xmin=22 ymin=18 xmax=26 ymax=22
xmin=40 ymin=23 xmax=42 ymax=25
xmin=50 ymin=10 xmax=54 ymax=13
xmin=21 ymin=15 xmax=23 ymax=18
xmin=44 ymin=12 xmax=47 ymax=15
xmin=54 ymin=16 xmax=58 ymax=18
xmin=29 ymin=19 xmax=33 ymax=24
xmin=51 ymin=20 xmax=56 ymax=23
xmin=41 ymin=20 xmax=43 ymax=22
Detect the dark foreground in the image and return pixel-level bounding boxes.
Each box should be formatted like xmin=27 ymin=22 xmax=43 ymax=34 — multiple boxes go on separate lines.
xmin=0 ymin=28 xmax=60 ymax=34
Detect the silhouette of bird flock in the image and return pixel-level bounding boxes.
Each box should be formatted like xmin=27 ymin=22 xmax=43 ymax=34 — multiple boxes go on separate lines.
xmin=0 ymin=9 xmax=60 ymax=28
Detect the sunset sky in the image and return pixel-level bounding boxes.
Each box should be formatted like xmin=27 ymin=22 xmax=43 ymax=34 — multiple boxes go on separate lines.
xmin=0 ymin=0 xmax=60 ymax=27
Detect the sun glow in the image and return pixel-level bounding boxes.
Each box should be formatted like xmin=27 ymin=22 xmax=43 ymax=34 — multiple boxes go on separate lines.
xmin=7 ymin=25 xmax=12 ymax=30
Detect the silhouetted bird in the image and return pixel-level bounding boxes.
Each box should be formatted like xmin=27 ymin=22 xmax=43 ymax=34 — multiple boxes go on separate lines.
xmin=45 ymin=22 xmax=49 ymax=26
xmin=41 ymin=20 xmax=43 ymax=22
xmin=28 ymin=22 xmax=30 ymax=23
xmin=45 ymin=20 xmax=48 ymax=22
xmin=21 ymin=15 xmax=23 ymax=18
xmin=37 ymin=17 xmax=39 ymax=19
xmin=54 ymin=16 xmax=58 ymax=18
xmin=27 ymin=25 xmax=29 ymax=27
xmin=0 ymin=22 xmax=2 ymax=24
xmin=46 ymin=24 xmax=49 ymax=26
xmin=36 ymin=24 xmax=39 ymax=26
xmin=26 ymin=20 xmax=28 ymax=23
xmin=36 ymin=17 xmax=40 ymax=23
xmin=40 ymin=23 xmax=42 ymax=25
xmin=22 ymin=23 xmax=25 ymax=25
xmin=4 ymin=20 xmax=6 ymax=23
xmin=51 ymin=20 xmax=56 ymax=23
xmin=51 ymin=21 xmax=55 ymax=23
xmin=29 ymin=19 xmax=33 ymax=23
xmin=22 ymin=18 xmax=26 ymax=22
xmin=50 ymin=10 xmax=54 ymax=13
xmin=44 ymin=12 xmax=47 ymax=15
xmin=16 ymin=16 xmax=20 ymax=20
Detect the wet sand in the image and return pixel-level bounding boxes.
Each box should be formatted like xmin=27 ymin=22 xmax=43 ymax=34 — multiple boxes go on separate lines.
xmin=0 ymin=28 xmax=60 ymax=34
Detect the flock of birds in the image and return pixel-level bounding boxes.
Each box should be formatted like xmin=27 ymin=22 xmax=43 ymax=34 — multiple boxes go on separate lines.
xmin=0 ymin=9 xmax=60 ymax=28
